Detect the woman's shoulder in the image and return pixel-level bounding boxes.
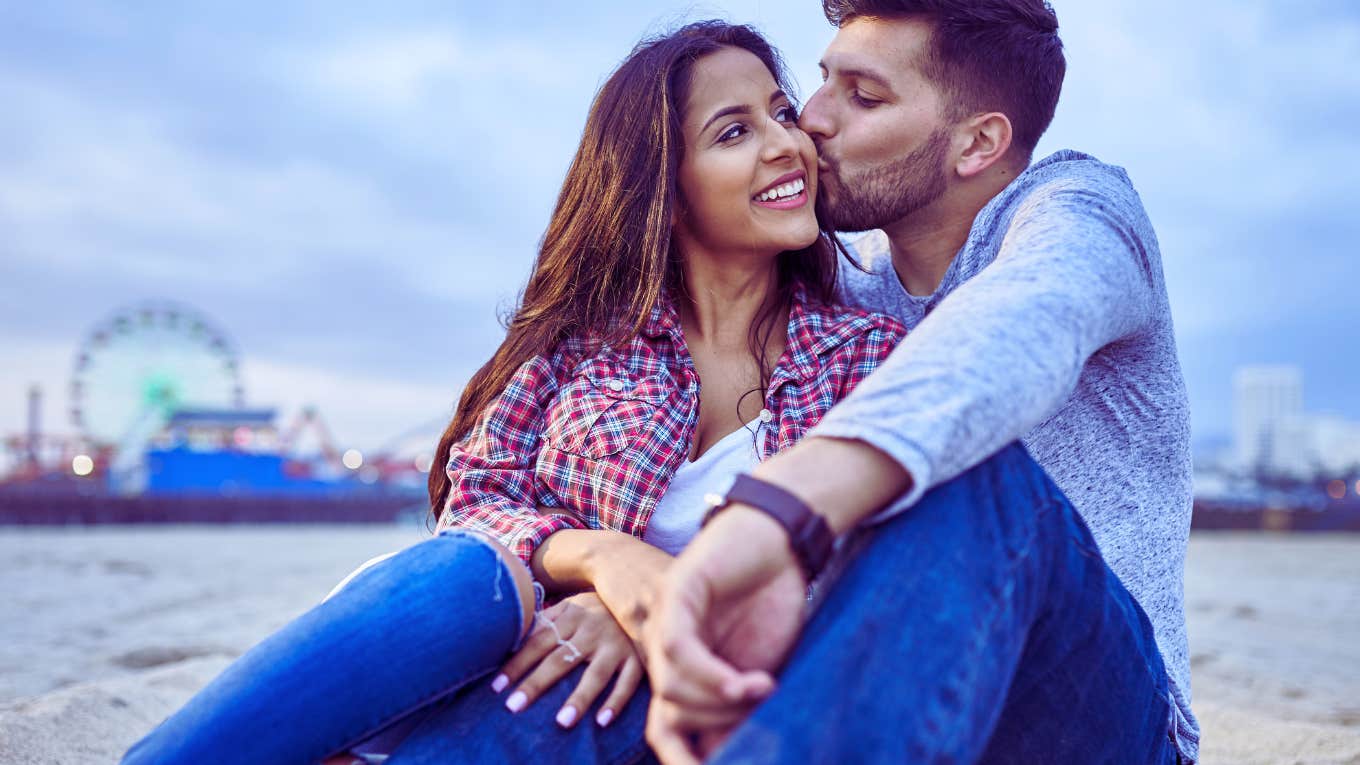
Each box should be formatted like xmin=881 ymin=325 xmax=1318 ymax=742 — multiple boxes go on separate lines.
xmin=794 ymin=289 xmax=908 ymax=356
xmin=537 ymin=330 xmax=673 ymax=384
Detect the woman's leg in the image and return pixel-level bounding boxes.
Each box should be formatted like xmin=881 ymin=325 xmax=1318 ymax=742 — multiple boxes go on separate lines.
xmin=122 ymin=530 xmax=536 ymax=765
xmin=382 ymin=663 xmax=656 ymax=764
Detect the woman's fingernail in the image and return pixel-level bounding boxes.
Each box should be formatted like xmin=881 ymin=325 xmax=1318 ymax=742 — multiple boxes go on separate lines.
xmin=491 ymin=674 xmax=509 ymax=693
xmin=505 ymin=691 xmax=527 ymax=713
xmin=596 ymin=708 xmax=615 ymax=727
xmin=556 ymin=705 xmax=578 ymax=728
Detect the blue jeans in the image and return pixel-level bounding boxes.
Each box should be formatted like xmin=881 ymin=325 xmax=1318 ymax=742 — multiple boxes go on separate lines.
xmin=124 ymin=444 xmax=1177 ymax=763
xmin=121 ymin=530 xmax=654 ymax=764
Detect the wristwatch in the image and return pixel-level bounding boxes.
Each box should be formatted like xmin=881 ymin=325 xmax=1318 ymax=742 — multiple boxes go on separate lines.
xmin=702 ymin=473 xmax=835 ymax=579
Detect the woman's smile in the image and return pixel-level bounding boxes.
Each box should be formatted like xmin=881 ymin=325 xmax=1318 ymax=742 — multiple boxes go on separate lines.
xmin=753 ymin=171 xmax=808 ymax=210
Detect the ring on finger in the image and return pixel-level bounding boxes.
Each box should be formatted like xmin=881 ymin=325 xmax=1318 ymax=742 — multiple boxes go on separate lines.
xmin=560 ymin=639 xmax=582 ymax=663
xmin=535 ymin=611 xmax=583 ymax=663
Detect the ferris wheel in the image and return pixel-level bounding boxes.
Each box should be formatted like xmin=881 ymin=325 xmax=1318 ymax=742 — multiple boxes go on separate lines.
xmin=69 ymin=302 xmax=245 ymax=460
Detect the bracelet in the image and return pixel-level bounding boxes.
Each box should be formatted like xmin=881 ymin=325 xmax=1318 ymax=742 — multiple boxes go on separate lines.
xmin=702 ymin=473 xmax=835 ymax=579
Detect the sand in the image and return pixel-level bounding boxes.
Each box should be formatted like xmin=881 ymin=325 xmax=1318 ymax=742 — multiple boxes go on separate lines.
xmin=0 ymin=525 xmax=1357 ymax=764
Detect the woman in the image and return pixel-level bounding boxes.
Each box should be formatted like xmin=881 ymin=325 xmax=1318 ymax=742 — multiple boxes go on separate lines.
xmin=123 ymin=20 xmax=905 ymax=764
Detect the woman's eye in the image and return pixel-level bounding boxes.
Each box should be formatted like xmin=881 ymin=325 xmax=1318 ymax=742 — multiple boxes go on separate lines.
xmin=775 ymin=104 xmax=798 ymax=123
xmin=717 ymin=123 xmax=748 ymax=143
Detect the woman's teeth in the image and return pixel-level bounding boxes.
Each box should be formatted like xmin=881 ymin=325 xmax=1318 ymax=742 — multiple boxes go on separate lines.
xmin=755 ymin=177 xmax=805 ymax=202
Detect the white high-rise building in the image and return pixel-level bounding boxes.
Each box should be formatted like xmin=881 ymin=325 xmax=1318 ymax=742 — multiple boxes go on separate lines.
xmin=1233 ymin=365 xmax=1303 ymax=472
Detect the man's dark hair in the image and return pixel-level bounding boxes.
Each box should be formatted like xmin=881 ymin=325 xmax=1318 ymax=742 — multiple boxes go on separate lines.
xmin=823 ymin=0 xmax=1065 ymax=157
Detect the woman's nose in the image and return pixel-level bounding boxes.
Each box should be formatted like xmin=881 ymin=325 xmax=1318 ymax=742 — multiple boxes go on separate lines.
xmin=761 ymin=117 xmax=799 ymax=163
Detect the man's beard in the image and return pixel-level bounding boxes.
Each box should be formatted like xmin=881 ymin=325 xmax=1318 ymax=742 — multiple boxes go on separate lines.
xmin=816 ymin=128 xmax=951 ymax=233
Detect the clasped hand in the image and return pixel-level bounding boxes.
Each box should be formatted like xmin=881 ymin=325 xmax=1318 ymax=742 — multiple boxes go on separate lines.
xmin=491 ymin=591 xmax=645 ymax=730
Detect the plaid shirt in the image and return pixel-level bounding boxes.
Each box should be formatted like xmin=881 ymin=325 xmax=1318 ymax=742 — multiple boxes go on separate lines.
xmin=437 ymin=286 xmax=907 ymax=566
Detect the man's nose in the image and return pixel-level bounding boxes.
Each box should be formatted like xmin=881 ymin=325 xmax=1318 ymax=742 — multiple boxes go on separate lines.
xmin=799 ymin=85 xmax=835 ymax=141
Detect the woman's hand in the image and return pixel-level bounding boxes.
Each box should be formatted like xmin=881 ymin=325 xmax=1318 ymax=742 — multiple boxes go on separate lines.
xmin=491 ymin=591 xmax=645 ymax=729
xmin=531 ymin=527 xmax=673 ymax=647
xmin=587 ymin=536 xmax=673 ymax=647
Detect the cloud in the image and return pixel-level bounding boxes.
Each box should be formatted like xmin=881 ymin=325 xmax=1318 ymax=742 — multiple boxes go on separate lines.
xmin=294 ymin=30 xmax=579 ymax=112
xmin=241 ymin=355 xmax=459 ymax=451
xmin=0 ymin=69 xmax=518 ymax=297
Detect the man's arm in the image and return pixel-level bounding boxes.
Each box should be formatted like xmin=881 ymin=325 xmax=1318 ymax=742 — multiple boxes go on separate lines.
xmin=781 ymin=176 xmax=1160 ymax=530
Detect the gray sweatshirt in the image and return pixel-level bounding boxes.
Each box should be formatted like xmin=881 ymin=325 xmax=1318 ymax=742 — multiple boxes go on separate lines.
xmin=811 ymin=149 xmax=1198 ymax=762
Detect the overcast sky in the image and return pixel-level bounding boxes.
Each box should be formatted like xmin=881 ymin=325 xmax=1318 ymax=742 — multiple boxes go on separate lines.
xmin=3 ymin=1 xmax=1358 ymax=462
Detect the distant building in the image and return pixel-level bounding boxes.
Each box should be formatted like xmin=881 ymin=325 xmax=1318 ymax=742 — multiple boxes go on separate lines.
xmin=1233 ymin=365 xmax=1303 ymax=472
xmin=1232 ymin=365 xmax=1360 ymax=479
xmin=1272 ymin=414 xmax=1360 ymax=477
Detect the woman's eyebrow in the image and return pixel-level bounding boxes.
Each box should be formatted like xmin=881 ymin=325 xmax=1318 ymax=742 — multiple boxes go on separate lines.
xmin=701 ymin=105 xmax=752 ymax=134
xmin=700 ymin=90 xmax=788 ymax=134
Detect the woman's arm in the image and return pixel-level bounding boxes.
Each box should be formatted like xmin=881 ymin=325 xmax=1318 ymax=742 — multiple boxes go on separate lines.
xmin=438 ymin=354 xmax=589 ymax=568
xmin=531 ymin=527 xmax=673 ymax=647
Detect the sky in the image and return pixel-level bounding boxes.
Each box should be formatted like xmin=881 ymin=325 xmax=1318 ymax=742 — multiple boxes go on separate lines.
xmin=2 ymin=1 xmax=1358 ymax=465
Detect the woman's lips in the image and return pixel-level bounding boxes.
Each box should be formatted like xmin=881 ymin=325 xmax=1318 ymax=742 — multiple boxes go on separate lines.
xmin=753 ymin=189 xmax=809 ymax=210
xmin=752 ymin=173 xmax=809 ymax=210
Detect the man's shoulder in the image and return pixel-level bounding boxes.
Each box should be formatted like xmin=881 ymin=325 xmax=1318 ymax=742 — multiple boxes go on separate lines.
xmin=836 ymin=231 xmax=895 ymax=297
xmin=1010 ymin=149 xmax=1144 ymax=215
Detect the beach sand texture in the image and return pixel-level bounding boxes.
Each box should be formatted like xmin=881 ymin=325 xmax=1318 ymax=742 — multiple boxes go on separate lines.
xmin=0 ymin=525 xmax=1356 ymax=764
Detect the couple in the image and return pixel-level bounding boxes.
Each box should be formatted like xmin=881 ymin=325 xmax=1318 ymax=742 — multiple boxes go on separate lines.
xmin=125 ymin=1 xmax=1196 ymax=763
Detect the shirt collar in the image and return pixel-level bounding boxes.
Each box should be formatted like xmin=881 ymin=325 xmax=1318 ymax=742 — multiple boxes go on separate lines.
xmin=640 ymin=293 xmax=683 ymax=344
xmin=641 ymin=282 xmax=873 ymax=386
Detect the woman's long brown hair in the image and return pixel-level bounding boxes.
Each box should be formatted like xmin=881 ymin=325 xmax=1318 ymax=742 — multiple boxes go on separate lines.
xmin=428 ymin=21 xmax=845 ymax=525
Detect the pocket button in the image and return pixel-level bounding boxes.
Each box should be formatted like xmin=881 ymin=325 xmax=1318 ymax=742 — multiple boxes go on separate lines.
xmin=607 ymin=380 xmax=626 ymax=393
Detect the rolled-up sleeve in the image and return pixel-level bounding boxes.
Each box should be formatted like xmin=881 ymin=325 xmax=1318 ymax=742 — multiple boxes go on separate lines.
xmin=436 ymin=354 xmax=587 ymax=567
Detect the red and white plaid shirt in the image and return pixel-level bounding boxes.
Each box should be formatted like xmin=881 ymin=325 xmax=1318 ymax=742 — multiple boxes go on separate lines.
xmin=437 ymin=285 xmax=907 ymax=566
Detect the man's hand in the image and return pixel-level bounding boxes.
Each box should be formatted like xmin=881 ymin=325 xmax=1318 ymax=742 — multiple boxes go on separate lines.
xmin=643 ymin=506 xmax=809 ymax=765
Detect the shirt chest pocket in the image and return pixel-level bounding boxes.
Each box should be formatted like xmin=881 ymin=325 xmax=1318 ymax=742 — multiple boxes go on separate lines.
xmin=544 ymin=364 xmax=668 ymax=459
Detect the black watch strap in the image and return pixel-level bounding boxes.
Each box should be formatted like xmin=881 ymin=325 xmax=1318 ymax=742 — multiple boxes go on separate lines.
xmin=702 ymin=473 xmax=835 ymax=579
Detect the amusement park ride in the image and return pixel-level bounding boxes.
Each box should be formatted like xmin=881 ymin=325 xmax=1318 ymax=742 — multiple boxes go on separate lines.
xmin=1 ymin=302 xmax=433 ymax=523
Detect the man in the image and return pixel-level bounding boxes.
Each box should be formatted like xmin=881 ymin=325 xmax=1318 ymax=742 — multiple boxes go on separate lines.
xmin=642 ymin=1 xmax=1197 ymax=763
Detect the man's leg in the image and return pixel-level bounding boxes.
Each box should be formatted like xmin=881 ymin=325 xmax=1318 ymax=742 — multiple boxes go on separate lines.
xmin=709 ymin=443 xmax=1177 ymax=764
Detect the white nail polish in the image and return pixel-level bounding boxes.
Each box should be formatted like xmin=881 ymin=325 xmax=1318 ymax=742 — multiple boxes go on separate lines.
xmin=506 ymin=691 xmax=527 ymax=712
xmin=596 ymin=708 xmax=615 ymax=727
xmin=556 ymin=705 xmax=578 ymax=727
xmin=491 ymin=674 xmax=509 ymax=693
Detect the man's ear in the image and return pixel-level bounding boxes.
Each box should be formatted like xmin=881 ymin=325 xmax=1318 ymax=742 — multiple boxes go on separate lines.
xmin=954 ymin=112 xmax=1013 ymax=179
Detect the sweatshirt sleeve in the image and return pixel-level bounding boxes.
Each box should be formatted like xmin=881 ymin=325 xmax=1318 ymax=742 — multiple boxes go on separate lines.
xmin=809 ymin=175 xmax=1160 ymax=521
xmin=436 ymin=353 xmax=588 ymax=566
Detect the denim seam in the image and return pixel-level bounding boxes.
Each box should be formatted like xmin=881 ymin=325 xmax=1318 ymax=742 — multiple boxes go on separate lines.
xmin=991 ymin=496 xmax=1176 ymax=764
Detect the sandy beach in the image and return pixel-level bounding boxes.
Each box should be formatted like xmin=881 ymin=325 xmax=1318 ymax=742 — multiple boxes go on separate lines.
xmin=1 ymin=525 xmax=1357 ymax=764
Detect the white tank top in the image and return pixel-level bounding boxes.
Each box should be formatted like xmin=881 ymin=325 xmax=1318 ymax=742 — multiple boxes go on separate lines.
xmin=642 ymin=424 xmax=762 ymax=555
